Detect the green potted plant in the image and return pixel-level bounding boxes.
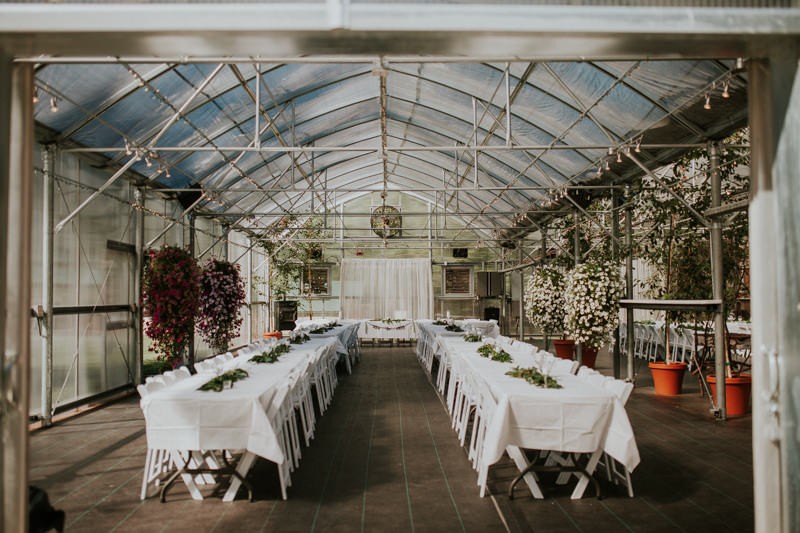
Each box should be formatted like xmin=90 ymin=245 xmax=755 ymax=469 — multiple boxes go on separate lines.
xmin=524 ymin=265 xmax=573 ymax=359
xmin=563 ymin=259 xmax=624 ymax=369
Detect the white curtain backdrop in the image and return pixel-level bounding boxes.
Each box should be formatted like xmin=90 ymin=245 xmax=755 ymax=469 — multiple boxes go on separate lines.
xmin=340 ymin=258 xmax=433 ymax=320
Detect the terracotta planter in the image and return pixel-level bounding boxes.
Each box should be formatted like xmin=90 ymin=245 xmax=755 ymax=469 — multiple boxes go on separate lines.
xmin=263 ymin=331 xmax=283 ymax=339
xmin=708 ymin=374 xmax=752 ymax=417
xmin=580 ymin=345 xmax=598 ymax=369
xmin=649 ymin=361 xmax=688 ymax=395
xmin=552 ymin=339 xmax=575 ymax=360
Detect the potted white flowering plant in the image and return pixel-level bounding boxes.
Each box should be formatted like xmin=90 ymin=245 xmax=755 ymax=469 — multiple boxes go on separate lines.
xmin=564 ymin=259 xmax=624 ymax=368
xmin=524 ymin=266 xmax=574 ymax=359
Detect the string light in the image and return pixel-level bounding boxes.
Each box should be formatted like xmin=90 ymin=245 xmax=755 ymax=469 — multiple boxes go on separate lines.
xmin=703 ymin=94 xmax=711 ymax=110
xmin=721 ymin=81 xmax=730 ymax=99
xmin=634 ymin=138 xmax=641 ymax=153
xmin=616 ymin=151 xmax=623 ymax=163
xmin=145 ymin=156 xmax=152 ymax=168
xmin=604 ymin=159 xmax=610 ymax=171
xmin=49 ymin=97 xmax=58 ymax=113
xmin=134 ymin=150 xmax=142 ymax=162
xmin=165 ymin=167 xmax=171 ymax=178
xmin=124 ymin=140 xmax=132 ymax=156
xmin=596 ymin=165 xmax=603 ymax=177
xmin=607 ymin=146 xmax=614 ymax=156
xmin=32 ymin=87 xmax=39 ymax=104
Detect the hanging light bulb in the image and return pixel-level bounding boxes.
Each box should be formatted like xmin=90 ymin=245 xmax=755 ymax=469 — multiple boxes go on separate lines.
xmin=124 ymin=140 xmax=132 ymax=156
xmin=49 ymin=97 xmax=58 ymax=113
xmin=165 ymin=167 xmax=171 ymax=178
xmin=634 ymin=138 xmax=641 ymax=153
xmin=703 ymin=94 xmax=711 ymax=110
xmin=32 ymin=87 xmax=39 ymax=104
xmin=607 ymin=146 xmax=614 ymax=156
xmin=596 ymin=165 xmax=603 ymax=176
xmin=134 ymin=150 xmax=142 ymax=162
xmin=722 ymin=81 xmax=730 ymax=99
xmin=616 ymin=151 xmax=622 ymax=163
xmin=735 ymin=57 xmax=744 ymax=70
xmin=604 ymin=159 xmax=610 ymax=171
xmin=145 ymin=155 xmax=152 ymax=168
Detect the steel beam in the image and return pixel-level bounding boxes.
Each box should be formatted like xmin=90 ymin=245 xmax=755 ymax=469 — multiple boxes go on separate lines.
xmin=748 ymin=56 xmax=784 ymax=533
xmin=708 ymin=141 xmax=726 ymax=420
xmin=40 ymin=145 xmax=55 ymax=426
xmin=2 ymin=59 xmax=33 ymax=533
xmin=624 ymin=185 xmax=635 ymax=382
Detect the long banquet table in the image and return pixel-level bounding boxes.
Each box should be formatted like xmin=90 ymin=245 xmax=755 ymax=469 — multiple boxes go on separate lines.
xmin=415 ymin=319 xmax=500 ymax=373
xmin=140 ymin=336 xmax=339 ymax=501
xmin=436 ymin=335 xmax=640 ymax=499
xmin=295 ymin=319 xmax=361 ymax=373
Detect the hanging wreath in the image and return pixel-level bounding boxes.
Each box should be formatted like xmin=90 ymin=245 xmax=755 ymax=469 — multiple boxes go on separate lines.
xmin=370 ymin=205 xmax=402 ymax=238
xmin=197 ymin=259 xmax=247 ymax=354
xmin=142 ymin=245 xmax=201 ymax=367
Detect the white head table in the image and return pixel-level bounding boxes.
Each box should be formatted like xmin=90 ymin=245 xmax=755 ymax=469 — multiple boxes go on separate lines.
xmin=437 ymin=336 xmax=640 ymax=499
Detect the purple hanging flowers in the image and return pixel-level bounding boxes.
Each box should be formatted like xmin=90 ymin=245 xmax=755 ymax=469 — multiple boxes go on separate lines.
xmin=196 ymin=258 xmax=246 ymax=354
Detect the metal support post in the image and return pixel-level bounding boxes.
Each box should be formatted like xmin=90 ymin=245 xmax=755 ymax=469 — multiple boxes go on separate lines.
xmin=611 ymin=188 xmax=621 ymax=379
xmin=574 ymin=210 xmax=582 ymax=365
xmin=41 ymin=145 xmax=55 ymax=425
xmin=624 ymin=186 xmax=635 ymax=382
xmin=709 ymin=141 xmax=726 ymax=420
xmin=133 ymin=188 xmax=145 ymax=385
xmin=541 ymin=226 xmax=549 ymax=350
xmin=188 ymin=213 xmax=196 ymax=366
xmin=2 ymin=59 xmax=34 ymax=533
xmin=246 ymin=239 xmax=253 ymax=342
xmin=518 ymin=242 xmax=524 ymax=341
xmin=747 ymin=56 xmax=786 ymax=533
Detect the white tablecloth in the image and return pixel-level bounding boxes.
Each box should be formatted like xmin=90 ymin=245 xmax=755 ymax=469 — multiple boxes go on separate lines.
xmin=359 ymin=319 xmax=416 ymax=341
xmin=438 ymin=337 xmax=640 ymax=473
xmin=141 ymin=337 xmax=338 ymax=464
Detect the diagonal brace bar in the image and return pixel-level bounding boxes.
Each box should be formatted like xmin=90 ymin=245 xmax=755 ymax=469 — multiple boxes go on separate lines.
xmin=626 ymin=152 xmax=711 ymax=228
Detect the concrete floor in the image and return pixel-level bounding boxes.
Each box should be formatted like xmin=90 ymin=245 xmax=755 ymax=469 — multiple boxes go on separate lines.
xmin=29 ymin=346 xmax=754 ymax=532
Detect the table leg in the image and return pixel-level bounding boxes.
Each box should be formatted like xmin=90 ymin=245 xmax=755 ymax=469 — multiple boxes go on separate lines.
xmin=570 ymin=449 xmax=603 ymax=500
xmin=506 ymin=446 xmax=544 ymax=499
xmin=222 ymin=451 xmax=257 ymax=502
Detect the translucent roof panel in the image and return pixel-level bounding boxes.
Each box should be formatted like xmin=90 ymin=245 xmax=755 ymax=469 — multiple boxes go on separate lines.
xmin=32 ymin=58 xmax=748 ymax=239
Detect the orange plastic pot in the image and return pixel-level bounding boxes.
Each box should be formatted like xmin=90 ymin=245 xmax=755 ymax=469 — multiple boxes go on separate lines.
xmin=708 ymin=374 xmax=752 ymax=417
xmin=263 ymin=331 xmax=283 ymax=339
xmin=580 ymin=345 xmax=598 ymax=369
xmin=649 ymin=361 xmax=688 ymax=395
xmin=552 ymin=339 xmax=575 ymax=360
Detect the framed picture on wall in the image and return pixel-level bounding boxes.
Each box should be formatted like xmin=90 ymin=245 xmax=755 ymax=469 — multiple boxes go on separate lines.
xmin=443 ymin=265 xmax=473 ymax=297
xmin=302 ymin=266 xmax=331 ymax=296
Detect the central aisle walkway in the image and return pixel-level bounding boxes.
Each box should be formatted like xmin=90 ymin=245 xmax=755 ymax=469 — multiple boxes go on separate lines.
xmin=30 ymin=346 xmax=507 ymax=532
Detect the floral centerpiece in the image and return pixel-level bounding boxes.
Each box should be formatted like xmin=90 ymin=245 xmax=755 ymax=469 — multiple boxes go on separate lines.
xmin=564 ymin=259 xmax=623 ymax=366
xmin=197 ymin=259 xmax=247 ymax=354
xmin=143 ymin=245 xmax=201 ymax=368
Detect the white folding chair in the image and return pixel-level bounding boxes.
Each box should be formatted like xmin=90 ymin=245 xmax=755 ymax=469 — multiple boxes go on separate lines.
xmin=138 ymin=381 xmax=178 ymax=500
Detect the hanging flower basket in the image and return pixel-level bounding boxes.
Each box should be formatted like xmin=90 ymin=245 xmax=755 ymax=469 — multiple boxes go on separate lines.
xmin=197 ymin=258 xmax=246 ymax=354
xmin=564 ymin=259 xmax=624 ymax=351
xmin=142 ymin=245 xmax=201 ymax=367
xmin=524 ymin=266 xmax=567 ymax=335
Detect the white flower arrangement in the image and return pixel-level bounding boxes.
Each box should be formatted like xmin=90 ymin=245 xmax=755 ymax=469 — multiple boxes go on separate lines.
xmin=564 ymin=260 xmax=624 ymax=349
xmin=524 ymin=266 xmax=567 ymax=337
